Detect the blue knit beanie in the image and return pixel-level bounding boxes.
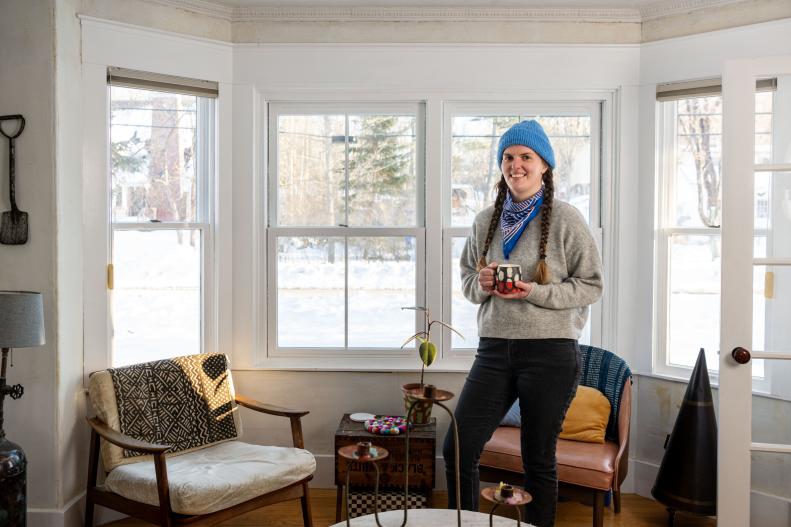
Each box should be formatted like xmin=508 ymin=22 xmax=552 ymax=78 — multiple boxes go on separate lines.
xmin=497 ymin=120 xmax=556 ymax=169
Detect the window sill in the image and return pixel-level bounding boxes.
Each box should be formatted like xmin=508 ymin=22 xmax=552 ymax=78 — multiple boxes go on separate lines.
xmin=238 ymin=354 xmax=476 ymax=372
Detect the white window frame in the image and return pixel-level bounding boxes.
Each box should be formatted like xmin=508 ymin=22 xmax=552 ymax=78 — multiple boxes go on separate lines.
xmin=442 ymin=101 xmax=606 ymax=359
xmin=653 ymin=95 xmax=771 ymax=393
xmin=265 ymin=102 xmax=427 ymax=360
xmin=108 ymin=89 xmax=217 ymax=367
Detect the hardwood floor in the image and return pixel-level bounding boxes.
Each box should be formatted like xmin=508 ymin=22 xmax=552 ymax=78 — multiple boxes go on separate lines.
xmin=104 ymin=489 xmax=717 ymax=526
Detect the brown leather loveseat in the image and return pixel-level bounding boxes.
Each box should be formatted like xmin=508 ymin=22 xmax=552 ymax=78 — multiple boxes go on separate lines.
xmin=479 ymin=346 xmax=632 ymax=527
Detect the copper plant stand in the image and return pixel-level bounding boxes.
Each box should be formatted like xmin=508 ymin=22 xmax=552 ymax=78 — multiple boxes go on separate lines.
xmin=402 ymin=384 xmax=461 ymax=527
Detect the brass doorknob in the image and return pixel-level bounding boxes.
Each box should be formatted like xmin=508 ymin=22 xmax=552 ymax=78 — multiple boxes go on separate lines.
xmin=731 ymin=347 xmax=751 ymax=364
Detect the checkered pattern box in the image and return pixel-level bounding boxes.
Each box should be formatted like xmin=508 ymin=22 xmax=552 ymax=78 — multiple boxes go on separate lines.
xmin=347 ymin=490 xmax=427 ymax=518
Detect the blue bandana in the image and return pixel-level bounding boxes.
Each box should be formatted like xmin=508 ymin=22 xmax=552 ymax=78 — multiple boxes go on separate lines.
xmin=501 ymin=187 xmax=544 ymax=260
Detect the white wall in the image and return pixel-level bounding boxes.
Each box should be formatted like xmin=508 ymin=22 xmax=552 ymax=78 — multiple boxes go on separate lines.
xmin=0 ymin=0 xmax=59 ymax=514
xmin=55 ymin=0 xmax=89 ymax=523
xmin=0 ymin=1 xmax=92 ymax=523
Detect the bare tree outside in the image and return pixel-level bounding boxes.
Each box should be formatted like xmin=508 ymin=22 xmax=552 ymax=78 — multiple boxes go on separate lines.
xmin=677 ymin=96 xmax=722 ymax=228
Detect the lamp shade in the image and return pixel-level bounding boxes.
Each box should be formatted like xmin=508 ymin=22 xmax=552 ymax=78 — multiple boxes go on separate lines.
xmin=0 ymin=291 xmax=45 ymax=348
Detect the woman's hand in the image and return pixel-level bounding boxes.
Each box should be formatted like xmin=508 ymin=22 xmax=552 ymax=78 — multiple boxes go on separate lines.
xmin=492 ymin=280 xmax=534 ymax=300
xmin=478 ymin=262 xmax=498 ymax=294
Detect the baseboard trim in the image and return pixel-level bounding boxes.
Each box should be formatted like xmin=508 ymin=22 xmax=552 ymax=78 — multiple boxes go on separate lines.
xmin=631 ymin=458 xmax=660 ymax=498
xmin=29 ymin=492 xmax=128 ymax=527
xmin=28 ymin=491 xmax=84 ymax=527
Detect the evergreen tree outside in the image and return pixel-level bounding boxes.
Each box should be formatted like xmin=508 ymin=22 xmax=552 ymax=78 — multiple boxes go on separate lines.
xmin=345 ymin=114 xmax=416 ymax=261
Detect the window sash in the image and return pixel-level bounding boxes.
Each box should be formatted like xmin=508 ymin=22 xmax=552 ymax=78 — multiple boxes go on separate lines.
xmin=265 ymin=227 xmax=426 ymax=356
xmin=266 ymin=103 xmax=426 ymax=357
xmin=108 ymin=89 xmax=215 ymax=366
xmin=267 ymin=102 xmax=425 ymax=229
xmin=109 ymin=223 xmax=210 ymax=364
xmin=654 ymin=97 xmax=770 ymax=390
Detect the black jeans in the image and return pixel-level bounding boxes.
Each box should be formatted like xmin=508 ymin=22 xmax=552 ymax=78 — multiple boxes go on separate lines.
xmin=443 ymin=337 xmax=581 ymax=527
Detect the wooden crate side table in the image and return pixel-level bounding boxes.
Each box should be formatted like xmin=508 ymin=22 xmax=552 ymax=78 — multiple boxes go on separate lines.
xmin=334 ymin=414 xmax=436 ymax=521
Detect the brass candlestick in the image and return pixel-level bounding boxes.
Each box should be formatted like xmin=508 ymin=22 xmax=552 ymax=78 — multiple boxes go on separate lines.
xmin=339 ymin=442 xmax=390 ymax=527
xmin=481 ymin=484 xmax=532 ymax=526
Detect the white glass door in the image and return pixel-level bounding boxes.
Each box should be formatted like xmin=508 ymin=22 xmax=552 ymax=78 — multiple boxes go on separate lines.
xmin=719 ymin=55 xmax=791 ymax=526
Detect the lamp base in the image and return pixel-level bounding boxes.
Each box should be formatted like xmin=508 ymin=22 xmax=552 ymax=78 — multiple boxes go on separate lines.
xmin=0 ymin=436 xmax=27 ymax=526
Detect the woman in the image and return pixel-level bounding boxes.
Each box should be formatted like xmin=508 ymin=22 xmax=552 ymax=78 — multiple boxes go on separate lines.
xmin=444 ymin=120 xmax=603 ymax=527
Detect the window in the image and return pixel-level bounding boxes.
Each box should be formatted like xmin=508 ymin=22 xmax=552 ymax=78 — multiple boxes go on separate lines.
xmin=444 ymin=104 xmax=603 ymax=353
xmin=654 ymin=81 xmax=775 ymax=378
xmin=108 ymin=71 xmax=216 ymax=367
xmin=266 ymin=100 xmax=606 ymax=364
xmin=267 ymin=104 xmax=424 ymax=355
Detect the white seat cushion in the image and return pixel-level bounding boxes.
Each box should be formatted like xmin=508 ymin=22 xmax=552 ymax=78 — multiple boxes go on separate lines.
xmin=104 ymin=440 xmax=316 ymax=515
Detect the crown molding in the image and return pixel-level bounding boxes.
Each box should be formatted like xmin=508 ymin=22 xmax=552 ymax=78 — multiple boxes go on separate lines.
xmin=228 ymin=6 xmax=641 ymax=22
xmin=144 ymin=0 xmax=642 ymax=22
xmin=144 ymin=0 xmax=753 ymax=23
xmin=143 ymin=0 xmax=234 ymax=20
xmin=638 ymin=0 xmax=747 ymax=21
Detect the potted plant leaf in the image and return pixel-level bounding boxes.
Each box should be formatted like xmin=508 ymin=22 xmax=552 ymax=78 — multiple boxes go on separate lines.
xmin=400 ymin=306 xmax=463 ymax=424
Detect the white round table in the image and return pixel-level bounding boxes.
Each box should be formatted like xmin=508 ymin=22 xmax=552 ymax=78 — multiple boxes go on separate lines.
xmin=331 ymin=508 xmax=533 ymax=526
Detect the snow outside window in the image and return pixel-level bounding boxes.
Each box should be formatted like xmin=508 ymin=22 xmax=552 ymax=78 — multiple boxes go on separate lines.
xmin=267 ymin=104 xmax=424 ymax=355
xmin=654 ymin=90 xmax=773 ymax=379
xmin=109 ymin=85 xmax=215 ymax=367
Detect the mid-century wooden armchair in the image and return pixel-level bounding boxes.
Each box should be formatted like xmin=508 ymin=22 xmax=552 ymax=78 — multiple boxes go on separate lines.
xmin=479 ymin=346 xmax=632 ymax=527
xmin=84 ymin=353 xmax=315 ymax=527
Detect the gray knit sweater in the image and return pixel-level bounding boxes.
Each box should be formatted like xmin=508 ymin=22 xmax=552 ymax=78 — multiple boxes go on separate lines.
xmin=460 ymin=200 xmax=603 ymax=340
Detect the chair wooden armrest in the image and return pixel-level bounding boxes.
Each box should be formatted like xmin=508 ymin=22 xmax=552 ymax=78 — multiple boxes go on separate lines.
xmin=235 ymin=394 xmax=309 ymax=418
xmin=87 ymin=416 xmax=175 ymax=522
xmin=86 ymin=417 xmax=171 ymax=454
xmin=235 ymin=394 xmax=309 ymax=449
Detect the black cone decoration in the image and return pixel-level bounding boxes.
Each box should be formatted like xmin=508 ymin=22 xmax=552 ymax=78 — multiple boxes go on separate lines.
xmin=652 ymin=348 xmax=717 ymax=517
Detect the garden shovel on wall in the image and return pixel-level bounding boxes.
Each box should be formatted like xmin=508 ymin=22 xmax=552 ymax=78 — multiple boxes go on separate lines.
xmin=0 ymin=115 xmax=27 ymax=245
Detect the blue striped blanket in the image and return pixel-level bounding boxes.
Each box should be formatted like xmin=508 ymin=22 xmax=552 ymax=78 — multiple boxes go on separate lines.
xmin=578 ymin=345 xmax=632 ymax=442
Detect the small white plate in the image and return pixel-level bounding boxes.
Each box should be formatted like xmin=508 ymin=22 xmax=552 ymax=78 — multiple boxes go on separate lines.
xmin=350 ymin=412 xmax=376 ymax=422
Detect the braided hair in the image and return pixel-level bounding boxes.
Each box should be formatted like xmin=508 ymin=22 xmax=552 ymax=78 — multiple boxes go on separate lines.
xmin=476 ymin=168 xmax=555 ymax=285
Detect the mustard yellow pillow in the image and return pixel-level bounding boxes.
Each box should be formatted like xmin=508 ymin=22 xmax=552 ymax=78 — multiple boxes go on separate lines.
xmin=559 ymin=386 xmax=611 ymax=443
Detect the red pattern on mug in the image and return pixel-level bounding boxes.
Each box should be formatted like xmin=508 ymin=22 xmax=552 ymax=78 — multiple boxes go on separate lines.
xmin=496 ymin=264 xmax=522 ymax=294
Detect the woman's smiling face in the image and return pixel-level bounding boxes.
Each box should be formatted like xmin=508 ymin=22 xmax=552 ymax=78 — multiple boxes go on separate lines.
xmin=501 ymin=145 xmax=548 ymax=202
